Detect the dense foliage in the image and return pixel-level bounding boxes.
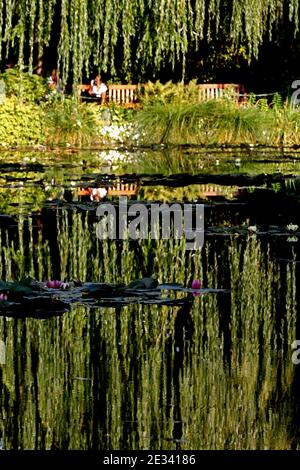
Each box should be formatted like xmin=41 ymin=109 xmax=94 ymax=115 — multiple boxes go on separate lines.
xmin=0 ymin=68 xmax=48 ymax=102
xmin=132 ymin=82 xmax=300 ymax=146
xmin=0 ymin=97 xmax=45 ymax=146
xmin=44 ymin=98 xmax=101 ymax=146
xmin=0 ymin=0 xmax=300 ymax=85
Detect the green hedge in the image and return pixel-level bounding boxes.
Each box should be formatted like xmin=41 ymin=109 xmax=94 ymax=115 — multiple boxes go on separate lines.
xmin=0 ymin=69 xmax=48 ymax=103
xmin=0 ymin=97 xmax=45 ymax=146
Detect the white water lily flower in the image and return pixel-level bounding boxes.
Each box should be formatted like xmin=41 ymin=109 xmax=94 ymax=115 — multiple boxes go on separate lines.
xmin=287 ymin=236 xmax=298 ymax=243
xmin=60 ymin=282 xmax=70 ymax=290
xmin=286 ymin=223 xmax=298 ymax=232
xmin=248 ymin=225 xmax=257 ymax=232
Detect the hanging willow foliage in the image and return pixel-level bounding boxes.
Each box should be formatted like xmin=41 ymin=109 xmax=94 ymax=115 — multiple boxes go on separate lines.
xmin=0 ymin=0 xmax=299 ymax=83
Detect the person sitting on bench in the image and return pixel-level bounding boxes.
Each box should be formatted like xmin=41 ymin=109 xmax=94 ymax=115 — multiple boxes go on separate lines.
xmin=89 ymin=75 xmax=107 ymax=103
xmin=47 ymin=69 xmax=63 ymax=94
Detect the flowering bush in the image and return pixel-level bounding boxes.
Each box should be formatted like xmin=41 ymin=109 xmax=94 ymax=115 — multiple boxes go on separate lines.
xmin=99 ymin=122 xmax=140 ymax=144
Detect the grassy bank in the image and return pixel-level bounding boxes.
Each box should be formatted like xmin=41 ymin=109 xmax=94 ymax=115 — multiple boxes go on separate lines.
xmin=132 ymin=98 xmax=300 ymax=146
xmin=1 ymin=73 xmax=300 ymax=148
xmin=0 ymin=69 xmax=134 ymax=148
xmin=0 ymin=95 xmax=108 ymax=148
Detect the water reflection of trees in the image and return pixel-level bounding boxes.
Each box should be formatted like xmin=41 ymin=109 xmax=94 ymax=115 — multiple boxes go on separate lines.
xmin=0 ymin=212 xmax=298 ymax=449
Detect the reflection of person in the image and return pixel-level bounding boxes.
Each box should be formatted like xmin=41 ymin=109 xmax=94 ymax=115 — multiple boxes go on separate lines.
xmin=89 ymin=75 xmax=107 ymax=103
xmin=78 ymin=187 xmax=108 ymax=201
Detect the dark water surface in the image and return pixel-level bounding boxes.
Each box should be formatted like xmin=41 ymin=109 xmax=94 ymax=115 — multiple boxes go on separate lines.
xmin=0 ymin=147 xmax=300 ymax=449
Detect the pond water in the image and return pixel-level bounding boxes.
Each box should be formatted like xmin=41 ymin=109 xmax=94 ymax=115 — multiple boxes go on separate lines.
xmin=0 ymin=147 xmax=300 ymax=450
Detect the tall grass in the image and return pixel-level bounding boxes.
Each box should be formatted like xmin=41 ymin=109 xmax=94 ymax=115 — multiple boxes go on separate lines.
xmin=44 ymin=97 xmax=101 ymax=147
xmin=133 ymin=100 xmax=271 ymax=145
xmin=133 ymin=97 xmax=300 ymax=146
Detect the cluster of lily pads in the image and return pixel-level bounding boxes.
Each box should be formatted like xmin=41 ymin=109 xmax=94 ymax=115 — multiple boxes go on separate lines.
xmin=0 ymin=277 xmax=213 ymax=317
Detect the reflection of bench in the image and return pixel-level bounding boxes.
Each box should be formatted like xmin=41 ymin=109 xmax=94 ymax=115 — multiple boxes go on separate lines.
xmin=78 ymin=188 xmax=92 ymax=197
xmin=78 ymin=183 xmax=138 ymax=200
xmin=198 ymin=184 xmax=238 ymax=199
xmin=108 ymin=183 xmax=138 ymax=196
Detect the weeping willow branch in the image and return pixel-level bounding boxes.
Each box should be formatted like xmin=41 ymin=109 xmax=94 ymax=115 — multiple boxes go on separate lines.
xmin=0 ymin=0 xmax=299 ymax=83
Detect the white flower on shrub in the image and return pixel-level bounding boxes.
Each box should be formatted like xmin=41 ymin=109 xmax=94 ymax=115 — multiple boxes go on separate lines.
xmin=99 ymin=121 xmax=140 ymax=144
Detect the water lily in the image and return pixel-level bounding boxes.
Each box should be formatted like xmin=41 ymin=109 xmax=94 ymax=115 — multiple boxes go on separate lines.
xmin=0 ymin=293 xmax=7 ymax=301
xmin=287 ymin=236 xmax=298 ymax=243
xmin=191 ymin=279 xmax=202 ymax=297
xmin=191 ymin=279 xmax=202 ymax=290
xmin=46 ymin=280 xmax=62 ymax=289
xmin=60 ymin=282 xmax=70 ymax=290
xmin=286 ymin=223 xmax=298 ymax=232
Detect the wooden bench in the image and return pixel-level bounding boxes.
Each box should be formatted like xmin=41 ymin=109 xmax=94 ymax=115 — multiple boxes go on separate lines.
xmin=78 ymin=83 xmax=245 ymax=106
xmin=198 ymin=83 xmax=244 ymax=101
xmin=77 ymin=84 xmax=107 ymax=103
xmin=108 ymin=84 xmax=139 ymax=107
xmin=77 ymin=83 xmax=138 ymax=106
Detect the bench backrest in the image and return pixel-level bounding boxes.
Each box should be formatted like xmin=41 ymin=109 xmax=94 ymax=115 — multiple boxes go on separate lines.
xmin=108 ymin=84 xmax=139 ymax=105
xmin=107 ymin=83 xmax=243 ymax=104
xmin=198 ymin=84 xmax=242 ymax=101
xmin=78 ymin=83 xmax=244 ymax=105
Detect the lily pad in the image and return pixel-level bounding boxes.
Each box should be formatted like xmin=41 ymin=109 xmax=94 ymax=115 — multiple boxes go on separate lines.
xmin=0 ymin=277 xmax=229 ymax=316
xmin=126 ymin=278 xmax=159 ymax=289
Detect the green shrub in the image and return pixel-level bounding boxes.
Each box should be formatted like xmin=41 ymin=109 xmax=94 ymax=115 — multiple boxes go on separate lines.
xmin=271 ymin=92 xmax=284 ymax=109
xmin=138 ymin=80 xmax=200 ymax=105
xmin=270 ymin=104 xmax=300 ymax=145
xmin=138 ymin=80 xmax=239 ymax=106
xmin=0 ymin=68 xmax=48 ymax=103
xmin=44 ymin=97 xmax=100 ymax=146
xmin=0 ymin=96 xmax=45 ymax=146
xmin=133 ymin=100 xmax=273 ymax=145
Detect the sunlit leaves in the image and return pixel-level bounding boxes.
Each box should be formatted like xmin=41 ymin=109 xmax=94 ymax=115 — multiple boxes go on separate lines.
xmin=0 ymin=0 xmax=299 ymax=83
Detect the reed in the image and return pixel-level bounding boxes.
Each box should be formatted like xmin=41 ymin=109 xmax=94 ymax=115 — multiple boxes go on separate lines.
xmin=44 ymin=98 xmax=100 ymax=147
xmin=133 ymin=99 xmax=300 ymax=147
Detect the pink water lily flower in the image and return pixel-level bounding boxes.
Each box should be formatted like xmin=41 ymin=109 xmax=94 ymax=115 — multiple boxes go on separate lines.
xmin=0 ymin=293 xmax=7 ymax=301
xmin=46 ymin=280 xmax=62 ymax=289
xmin=191 ymin=279 xmax=202 ymax=296
xmin=191 ymin=279 xmax=202 ymax=290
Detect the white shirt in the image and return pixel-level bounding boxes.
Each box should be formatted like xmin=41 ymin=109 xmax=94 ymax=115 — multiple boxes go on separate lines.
xmin=91 ymin=80 xmax=107 ymax=97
